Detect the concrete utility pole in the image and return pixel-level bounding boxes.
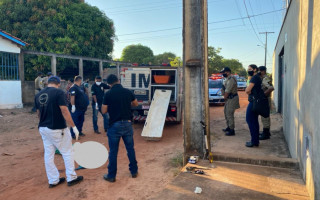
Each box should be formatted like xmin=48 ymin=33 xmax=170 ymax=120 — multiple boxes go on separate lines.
xmin=259 ymin=32 xmax=274 ymax=67
xmin=183 ymin=0 xmax=210 ymax=161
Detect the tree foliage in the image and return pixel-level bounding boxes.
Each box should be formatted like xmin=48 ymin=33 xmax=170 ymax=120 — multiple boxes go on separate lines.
xmin=120 ymin=44 xmax=154 ymax=64
xmin=170 ymin=57 xmax=182 ymax=67
xmin=0 ymin=0 xmax=115 ymax=80
xmin=208 ymin=46 xmax=224 ymax=74
xmin=154 ymin=52 xmax=176 ymax=65
xmin=208 ymin=46 xmax=246 ymax=77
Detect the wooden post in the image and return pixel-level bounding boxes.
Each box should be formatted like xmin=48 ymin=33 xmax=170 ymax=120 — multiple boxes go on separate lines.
xmin=51 ymin=55 xmax=57 ymax=76
xmin=183 ymin=0 xmax=209 ymax=160
xmin=79 ymin=58 xmax=83 ymax=77
xmin=99 ymin=60 xmax=103 ymax=77
xmin=18 ymin=52 xmax=24 ymax=81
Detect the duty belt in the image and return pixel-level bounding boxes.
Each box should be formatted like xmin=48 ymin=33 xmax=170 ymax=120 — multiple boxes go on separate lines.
xmin=228 ymin=93 xmax=238 ymax=99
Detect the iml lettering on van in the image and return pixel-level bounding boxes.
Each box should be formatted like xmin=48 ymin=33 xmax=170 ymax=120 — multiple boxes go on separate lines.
xmin=131 ymin=73 xmax=150 ymax=88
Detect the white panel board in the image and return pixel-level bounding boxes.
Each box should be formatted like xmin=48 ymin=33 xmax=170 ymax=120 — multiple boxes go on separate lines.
xmin=141 ymin=89 xmax=172 ymax=140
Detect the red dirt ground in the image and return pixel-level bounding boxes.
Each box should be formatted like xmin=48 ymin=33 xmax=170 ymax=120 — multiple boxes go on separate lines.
xmin=0 ymin=91 xmax=249 ymax=200
xmin=0 ymin=107 xmax=183 ymax=200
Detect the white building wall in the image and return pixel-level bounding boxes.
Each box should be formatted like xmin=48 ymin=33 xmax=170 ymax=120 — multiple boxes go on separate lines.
xmin=0 ymin=81 xmax=23 ymax=109
xmin=273 ymin=0 xmax=320 ymax=199
xmin=0 ymin=37 xmax=21 ymax=54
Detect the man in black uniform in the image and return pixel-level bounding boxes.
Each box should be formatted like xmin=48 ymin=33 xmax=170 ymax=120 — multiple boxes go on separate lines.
xmin=102 ymin=74 xmax=139 ymax=183
xmin=35 ymin=76 xmax=83 ymax=187
xmin=70 ymin=76 xmax=88 ymax=138
xmin=91 ymin=76 xmax=110 ymax=134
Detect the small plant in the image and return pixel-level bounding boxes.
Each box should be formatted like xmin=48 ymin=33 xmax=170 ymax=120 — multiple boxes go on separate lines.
xmin=170 ymin=152 xmax=183 ymax=168
xmin=170 ymin=152 xmax=184 ymax=176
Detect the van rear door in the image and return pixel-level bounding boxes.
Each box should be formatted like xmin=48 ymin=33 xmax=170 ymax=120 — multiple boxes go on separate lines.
xmin=120 ymin=67 xmax=151 ymax=103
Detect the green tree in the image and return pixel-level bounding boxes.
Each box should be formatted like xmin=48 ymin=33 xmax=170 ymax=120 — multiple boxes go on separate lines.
xmin=120 ymin=44 xmax=154 ymax=64
xmin=0 ymin=0 xmax=115 ymax=80
xmin=170 ymin=57 xmax=182 ymax=67
xmin=222 ymin=58 xmax=245 ymax=76
xmin=207 ymin=46 xmax=246 ymax=77
xmin=154 ymin=52 xmax=176 ymax=65
xmin=208 ymin=46 xmax=224 ymax=75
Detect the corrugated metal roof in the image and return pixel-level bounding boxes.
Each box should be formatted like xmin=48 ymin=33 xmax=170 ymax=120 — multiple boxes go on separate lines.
xmin=0 ymin=29 xmax=28 ymax=47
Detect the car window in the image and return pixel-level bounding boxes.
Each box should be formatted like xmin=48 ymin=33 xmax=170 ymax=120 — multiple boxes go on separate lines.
xmin=209 ymin=80 xmax=223 ymax=88
xmin=237 ymin=78 xmax=246 ymax=82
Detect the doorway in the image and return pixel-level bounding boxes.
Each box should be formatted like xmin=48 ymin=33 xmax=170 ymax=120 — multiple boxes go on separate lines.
xmin=278 ymin=47 xmax=284 ymax=114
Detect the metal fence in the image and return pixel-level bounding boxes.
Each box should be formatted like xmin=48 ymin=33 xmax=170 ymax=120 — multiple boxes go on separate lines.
xmin=0 ymin=51 xmax=19 ymax=80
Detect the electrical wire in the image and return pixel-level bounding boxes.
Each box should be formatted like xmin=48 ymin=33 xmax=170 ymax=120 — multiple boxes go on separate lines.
xmin=234 ymin=0 xmax=246 ymax=26
xmin=118 ymin=24 xmax=279 ymax=43
xmin=248 ymin=0 xmax=261 ymax=33
xmin=118 ymin=24 xmax=246 ymax=43
xmin=117 ymin=8 xmax=285 ymax=36
xmin=243 ymin=0 xmax=264 ymax=45
xmin=107 ymin=0 xmax=225 ymax=15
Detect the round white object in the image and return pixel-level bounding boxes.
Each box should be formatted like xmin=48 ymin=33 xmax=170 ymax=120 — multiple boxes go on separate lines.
xmin=73 ymin=141 xmax=108 ymax=169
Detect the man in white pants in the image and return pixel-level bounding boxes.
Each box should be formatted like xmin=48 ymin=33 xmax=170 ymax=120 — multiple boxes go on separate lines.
xmin=35 ymin=76 xmax=84 ymax=188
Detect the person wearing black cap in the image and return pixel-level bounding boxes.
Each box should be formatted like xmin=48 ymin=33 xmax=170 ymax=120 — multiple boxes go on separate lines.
xmin=35 ymin=76 xmax=83 ymax=188
xmin=101 ymin=74 xmax=138 ymax=183
xmin=220 ymin=67 xmax=240 ymax=136
xmin=91 ymin=76 xmax=110 ymax=134
xmin=258 ymin=66 xmax=274 ymax=140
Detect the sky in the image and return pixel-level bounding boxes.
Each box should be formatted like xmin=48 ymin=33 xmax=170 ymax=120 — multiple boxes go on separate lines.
xmin=85 ymin=0 xmax=286 ymax=72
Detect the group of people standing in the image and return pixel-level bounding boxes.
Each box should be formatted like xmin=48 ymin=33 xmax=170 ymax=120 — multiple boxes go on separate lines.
xmin=34 ymin=74 xmax=139 ymax=188
xmin=220 ymin=64 xmax=274 ymax=147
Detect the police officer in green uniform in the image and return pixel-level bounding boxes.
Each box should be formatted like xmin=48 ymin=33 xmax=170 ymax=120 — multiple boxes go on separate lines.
xmin=220 ymin=67 xmax=240 ymax=136
xmin=258 ymin=66 xmax=274 ymax=140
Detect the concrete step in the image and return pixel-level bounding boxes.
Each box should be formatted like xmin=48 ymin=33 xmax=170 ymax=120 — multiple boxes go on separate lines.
xmin=212 ymin=152 xmax=299 ymax=169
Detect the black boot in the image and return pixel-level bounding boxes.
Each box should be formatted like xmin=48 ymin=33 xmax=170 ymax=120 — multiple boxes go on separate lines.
xmin=225 ymin=129 xmax=235 ymax=136
xmin=222 ymin=127 xmax=230 ymax=132
xmin=259 ymin=128 xmax=270 ymax=140
xmin=264 ymin=128 xmax=271 ymax=136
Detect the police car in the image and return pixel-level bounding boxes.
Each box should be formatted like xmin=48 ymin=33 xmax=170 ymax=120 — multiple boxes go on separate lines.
xmin=208 ymin=76 xmax=225 ymax=105
xmin=237 ymin=77 xmax=247 ymax=90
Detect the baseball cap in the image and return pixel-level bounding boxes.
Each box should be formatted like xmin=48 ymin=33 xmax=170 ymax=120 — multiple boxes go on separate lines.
xmin=258 ymin=66 xmax=267 ymax=71
xmin=48 ymin=76 xmax=61 ymax=84
xmin=220 ymin=67 xmax=231 ymax=73
xmin=47 ymin=72 xmax=53 ymax=76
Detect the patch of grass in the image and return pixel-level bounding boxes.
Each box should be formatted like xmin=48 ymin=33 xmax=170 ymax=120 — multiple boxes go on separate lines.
xmin=170 ymin=152 xmax=183 ymax=168
xmin=170 ymin=153 xmax=184 ymax=177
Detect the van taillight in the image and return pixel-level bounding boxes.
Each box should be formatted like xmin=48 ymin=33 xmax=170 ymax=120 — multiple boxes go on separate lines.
xmin=171 ymin=106 xmax=177 ymax=112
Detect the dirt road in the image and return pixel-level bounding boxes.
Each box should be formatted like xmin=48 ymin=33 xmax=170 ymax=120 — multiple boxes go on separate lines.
xmin=0 ymin=107 xmax=183 ymax=200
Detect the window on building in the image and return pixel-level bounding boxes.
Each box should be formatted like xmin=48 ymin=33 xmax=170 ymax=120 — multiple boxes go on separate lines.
xmin=0 ymin=51 xmax=19 ymax=80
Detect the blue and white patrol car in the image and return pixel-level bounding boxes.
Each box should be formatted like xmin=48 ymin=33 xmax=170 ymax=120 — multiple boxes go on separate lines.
xmin=237 ymin=77 xmax=247 ymax=90
xmin=208 ymin=78 xmax=225 ymax=105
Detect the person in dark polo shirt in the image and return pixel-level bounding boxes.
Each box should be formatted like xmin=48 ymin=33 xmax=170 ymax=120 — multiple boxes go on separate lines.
xmin=70 ymin=76 xmax=88 ymax=139
xmin=101 ymin=74 xmax=139 ymax=183
xmin=91 ymin=76 xmax=110 ymax=134
xmin=35 ymin=76 xmax=83 ymax=187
